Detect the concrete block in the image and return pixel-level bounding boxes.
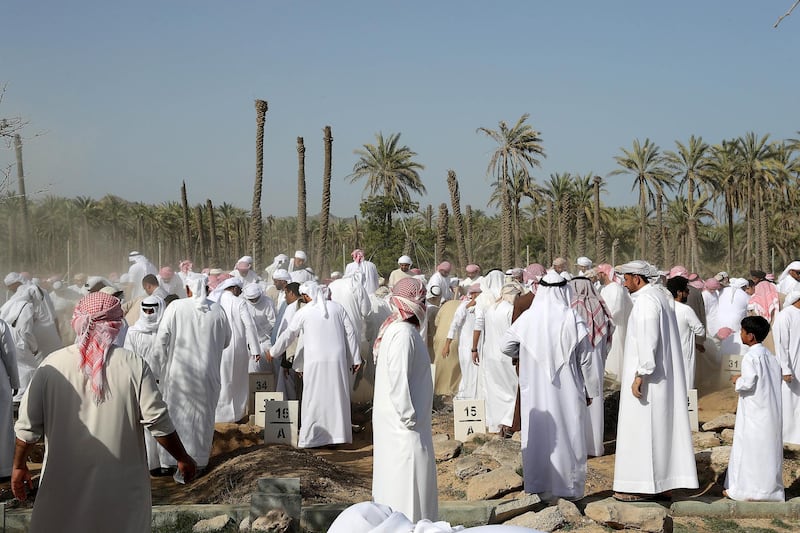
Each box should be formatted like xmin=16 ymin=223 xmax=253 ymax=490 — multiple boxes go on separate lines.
xmin=255 ymin=478 xmax=301 ymax=495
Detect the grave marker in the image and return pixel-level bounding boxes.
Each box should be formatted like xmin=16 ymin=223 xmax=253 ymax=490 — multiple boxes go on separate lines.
xmin=453 ymin=399 xmax=486 ymax=442
xmin=254 ymin=391 xmax=285 ymax=427
xmin=687 ymin=388 xmax=699 ymax=432
xmin=248 ymin=372 xmax=276 ymax=414
xmin=264 ymin=400 xmax=299 ymax=447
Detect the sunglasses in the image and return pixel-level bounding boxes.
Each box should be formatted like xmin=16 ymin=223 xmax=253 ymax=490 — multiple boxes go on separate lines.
xmin=142 ymin=307 xmax=156 ymax=314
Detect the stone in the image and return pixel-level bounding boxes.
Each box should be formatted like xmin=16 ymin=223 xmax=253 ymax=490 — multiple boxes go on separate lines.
xmin=435 ymin=438 xmax=463 ymax=462
xmin=466 ymin=467 xmax=524 ymax=500
xmin=490 ymin=493 xmax=544 ymax=523
xmin=239 ymin=516 xmax=251 ymax=531
xmin=473 ymin=438 xmax=523 ymax=471
xmin=692 ymin=431 xmax=721 ymax=450
xmin=710 ymin=445 xmax=732 ymax=470
xmin=506 ymin=506 xmax=565 ymax=532
xmin=702 ymin=413 xmax=736 ymax=432
xmin=193 ymin=514 xmax=237 ymax=532
xmin=454 ymin=456 xmax=489 ymax=480
xmin=584 ymin=500 xmax=670 ymax=533
xmin=250 ymin=494 xmax=301 ymax=524
xmin=556 ymin=498 xmax=584 ymax=523
xmin=251 ymin=510 xmax=293 ymax=532
xmin=255 ymin=478 xmax=301 ymax=495
xmin=432 ymin=433 xmax=452 ymax=444
xmin=720 ymin=428 xmax=735 ymax=445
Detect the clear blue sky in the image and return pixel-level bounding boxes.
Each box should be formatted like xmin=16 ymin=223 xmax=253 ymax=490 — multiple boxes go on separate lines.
xmin=2 ymin=1 xmax=798 ymax=218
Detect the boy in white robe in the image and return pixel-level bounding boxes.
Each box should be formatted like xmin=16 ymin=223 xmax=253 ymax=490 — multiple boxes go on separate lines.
xmin=666 ymin=276 xmax=706 ymax=389
xmin=772 ymin=290 xmax=800 ymax=444
xmin=724 ymin=316 xmax=784 ymax=501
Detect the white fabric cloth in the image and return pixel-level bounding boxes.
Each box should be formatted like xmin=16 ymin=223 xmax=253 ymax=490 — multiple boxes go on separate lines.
xmin=271 ymin=300 xmax=303 ymax=400
xmin=230 ymin=268 xmax=261 ymax=287
xmin=329 ymin=277 xmax=373 ymax=397
xmin=345 ymin=260 xmax=381 ymax=294
xmin=448 ymin=300 xmax=482 ymax=400
xmin=613 ymin=283 xmax=699 ymax=494
xmin=372 ymin=320 xmax=438 ymax=522
xmin=475 ymin=301 xmax=517 ymax=432
xmin=155 ymin=291 xmax=231 ymax=467
xmin=426 ymin=272 xmax=453 ymax=302
xmin=716 ymin=286 xmax=750 ymax=333
xmin=702 ymin=289 xmax=720 ymax=337
xmin=673 ymin=301 xmax=706 ymax=389
xmin=388 ymin=268 xmax=412 ymax=289
xmin=244 ymin=291 xmax=277 ymax=373
xmin=0 ymin=320 xmax=19 ymax=477
xmin=600 ymin=281 xmax=632 ymax=383
xmin=127 ymin=254 xmax=158 ymax=300
xmin=0 ymin=288 xmax=39 ymax=402
xmin=290 ymin=268 xmax=316 ymax=284
xmin=773 ymin=304 xmax=800 ymax=444
xmin=26 ymin=284 xmax=63 ymax=360
xmin=215 ymin=290 xmax=262 ymax=423
xmin=778 ymin=261 xmax=800 ymax=295
xmin=271 ymin=299 xmax=361 ymax=447
xmin=15 ymin=345 xmax=175 ymax=533
xmin=724 ymin=343 xmax=784 ymax=501
xmin=501 ymin=277 xmax=598 ymax=499
xmin=158 ymin=275 xmax=187 ymax=298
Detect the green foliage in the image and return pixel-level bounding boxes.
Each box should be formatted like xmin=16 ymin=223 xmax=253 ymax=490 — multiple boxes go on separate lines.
xmin=359 ymin=196 xmax=420 ymax=276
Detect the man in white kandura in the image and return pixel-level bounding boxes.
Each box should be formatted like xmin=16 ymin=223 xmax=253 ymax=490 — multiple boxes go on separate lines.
xmin=371 ymin=277 xmax=437 ymax=522
xmin=0 ymin=319 xmax=18 ymax=482
xmin=344 ymin=249 xmax=380 ymax=295
xmin=214 ymin=278 xmax=262 ymax=423
xmin=773 ymin=290 xmax=800 ymax=445
xmin=612 ymin=260 xmax=698 ymax=502
xmin=596 ymin=263 xmax=631 ymax=385
xmin=267 ymin=281 xmax=361 ymax=448
xmin=155 ymin=274 xmax=231 ymax=474
xmin=501 ymin=272 xmax=600 ymax=500
xmin=443 ymin=283 xmax=482 ymax=400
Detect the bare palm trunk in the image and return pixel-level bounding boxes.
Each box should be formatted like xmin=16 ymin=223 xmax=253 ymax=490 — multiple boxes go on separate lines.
xmin=250 ymin=99 xmax=268 ymax=270
xmin=14 ymin=134 xmax=29 ymax=266
xmin=593 ymin=176 xmax=601 ymax=259
xmin=745 ymin=185 xmax=753 ymax=268
xmin=558 ymin=194 xmax=570 ymax=260
xmin=465 ymin=205 xmax=473 ymax=263
xmin=501 ymin=178 xmax=513 ymax=269
xmin=597 ymin=230 xmax=606 ymax=264
xmin=316 ymin=126 xmax=333 ymax=276
xmin=576 ymin=208 xmax=586 ymax=259
xmin=639 ymin=181 xmax=647 ymax=259
xmin=425 ymin=205 xmax=433 ymax=230
xmin=437 ymin=203 xmax=449 ymax=265
xmin=657 ymin=193 xmax=668 ymax=267
xmin=447 ymin=170 xmax=468 ymax=268
xmin=296 ymin=136 xmax=307 ymax=252
xmin=194 ymin=205 xmax=206 ymax=266
xmin=546 ymin=200 xmax=554 ymax=264
xmin=353 ymin=216 xmax=360 ymax=249
xmin=759 ymin=187 xmax=768 ymax=270
xmin=181 ymin=181 xmax=192 ymax=258
xmin=688 ymin=218 xmax=699 ymax=273
xmin=207 ymin=199 xmax=218 ymax=266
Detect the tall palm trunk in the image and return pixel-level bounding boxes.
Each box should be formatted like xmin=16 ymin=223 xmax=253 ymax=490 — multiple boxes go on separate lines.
xmin=688 ymin=218 xmax=699 ymax=273
xmin=250 ymin=99 xmax=268 ymax=270
xmin=657 ymin=193 xmax=668 ymax=267
xmin=446 ymin=170 xmax=468 ymax=268
xmin=194 ymin=205 xmax=206 ymax=266
xmin=425 ymin=205 xmax=433 ymax=230
xmin=597 ymin=230 xmax=606 ymax=264
xmin=726 ymin=188 xmax=735 ymax=272
xmin=296 ymin=136 xmax=307 ymax=252
xmin=465 ymin=205 xmax=473 ymax=263
xmin=639 ymin=180 xmax=647 ymax=258
xmin=353 ymin=216 xmax=360 ymax=249
xmin=436 ymin=203 xmax=449 ymax=265
xmin=181 ymin=181 xmax=191 ymax=258
xmin=745 ymin=185 xmax=753 ymax=268
xmin=207 ymin=199 xmax=218 ymax=266
xmin=593 ymin=176 xmax=601 ymax=260
xmin=546 ymin=200 xmax=554 ymax=264
xmin=316 ymin=126 xmax=333 ymax=276
xmin=575 ymin=208 xmax=586 ymax=259
xmin=14 ymin=134 xmax=29 ymax=266
xmin=759 ymin=187 xmax=769 ymax=271
xmin=558 ymin=194 xmax=570 ymax=259
xmin=500 ymin=163 xmax=513 ymax=269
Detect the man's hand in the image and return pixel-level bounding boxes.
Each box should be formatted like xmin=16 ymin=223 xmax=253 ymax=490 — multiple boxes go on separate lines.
xmin=442 ymin=339 xmax=452 ymax=358
xmin=253 ymin=353 xmax=261 ymax=363
xmin=631 ymin=375 xmax=644 ymax=399
xmin=784 ymin=374 xmax=793 ymax=383
xmin=176 ymin=457 xmax=197 ymax=483
xmin=11 ymin=465 xmax=32 ymax=501
xmin=471 ymin=349 xmax=480 ymax=365
xmin=264 ymin=351 xmax=273 ymax=363
xmin=586 ymin=397 xmax=593 ymax=406
xmin=352 ymin=363 xmax=361 ymax=374
xmin=730 ymin=373 xmax=741 ymax=384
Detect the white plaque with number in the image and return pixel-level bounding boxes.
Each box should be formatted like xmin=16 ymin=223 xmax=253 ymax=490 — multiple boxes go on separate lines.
xmin=430 ymin=364 xmax=436 ymax=390
xmin=254 ymin=391 xmax=285 ymax=427
xmin=687 ymin=388 xmax=699 ymax=432
xmin=453 ymin=399 xmax=486 ymax=442
xmin=248 ymin=372 xmax=276 ymax=414
xmin=264 ymin=400 xmax=299 ymax=447
xmin=722 ymin=354 xmax=744 ymax=373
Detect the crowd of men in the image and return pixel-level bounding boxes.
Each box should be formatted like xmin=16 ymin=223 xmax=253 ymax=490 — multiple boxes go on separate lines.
xmin=2 ymin=249 xmax=800 ymax=529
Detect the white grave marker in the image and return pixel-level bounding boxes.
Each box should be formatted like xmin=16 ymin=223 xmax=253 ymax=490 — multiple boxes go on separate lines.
xmin=254 ymin=391 xmax=285 ymax=427
xmin=721 ymin=354 xmax=743 ymax=374
xmin=264 ymin=400 xmax=299 ymax=447
xmin=453 ymin=399 xmax=486 ymax=442
xmin=431 ymin=364 xmax=436 ymax=390
xmin=687 ymin=388 xmax=699 ymax=432
xmin=248 ymin=372 xmax=276 ymax=414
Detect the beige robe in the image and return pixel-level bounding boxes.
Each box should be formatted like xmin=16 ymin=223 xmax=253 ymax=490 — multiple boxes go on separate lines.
xmin=15 ymin=345 xmax=175 ymax=533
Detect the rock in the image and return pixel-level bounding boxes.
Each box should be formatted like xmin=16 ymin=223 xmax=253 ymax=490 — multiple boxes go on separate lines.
xmin=720 ymin=428 xmax=735 ymax=444
xmin=701 ymin=413 xmax=736 ymax=432
xmin=251 ymin=510 xmax=293 ymax=532
xmin=432 ymin=433 xmax=452 ymax=444
xmin=193 ymin=514 xmax=237 ymax=532
xmin=239 ymin=516 xmax=251 ymax=531
xmin=506 ymin=506 xmax=565 ymax=532
xmin=584 ymin=500 xmax=670 ymax=533
xmin=473 ymin=438 xmax=523 ymax=471
xmin=604 ymin=389 xmax=621 ymax=437
xmin=710 ymin=445 xmax=732 ymax=470
xmin=556 ymin=498 xmax=584 ymax=523
xmin=695 ymin=446 xmax=731 ymax=486
xmin=692 ymin=431 xmax=721 ymax=450
xmin=466 ymin=467 xmax=524 ymax=500
xmin=490 ymin=493 xmax=544 ymax=523
xmin=454 ymin=456 xmax=490 ymax=480
xmin=435 ymin=438 xmax=463 ymax=462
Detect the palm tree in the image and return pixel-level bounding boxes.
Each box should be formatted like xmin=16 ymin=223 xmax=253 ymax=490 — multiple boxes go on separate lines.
xmin=180 ymin=181 xmax=191 ymax=258
xmin=544 ymin=173 xmax=573 ymax=260
xmin=570 ymin=174 xmax=594 ymax=259
xmin=610 ymin=139 xmax=671 ymax=260
xmin=477 ymin=114 xmax=545 ymax=268
xmin=436 ymin=203 xmax=449 ymax=265
xmin=296 ymin=136 xmax=307 ymax=252
xmin=664 ymin=135 xmax=710 ymax=272
xmin=349 ymin=132 xmax=426 ymax=236
xmin=317 ymin=126 xmax=333 ymax=276
xmin=250 ymin=99 xmax=268 ymax=269
xmin=705 ymin=141 xmax=742 ymax=271
xmin=446 ymin=170 xmax=468 ymax=268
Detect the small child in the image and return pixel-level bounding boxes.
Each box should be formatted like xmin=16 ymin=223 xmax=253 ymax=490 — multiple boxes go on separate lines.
xmin=724 ymin=316 xmax=784 ymax=501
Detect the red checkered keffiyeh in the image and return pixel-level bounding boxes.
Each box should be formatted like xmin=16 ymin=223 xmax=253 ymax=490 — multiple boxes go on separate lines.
xmin=372 ymin=277 xmax=427 ymax=362
xmin=351 ymin=249 xmax=365 ymax=264
xmin=71 ymin=292 xmax=123 ymax=403
xmin=568 ymin=277 xmax=614 ymax=349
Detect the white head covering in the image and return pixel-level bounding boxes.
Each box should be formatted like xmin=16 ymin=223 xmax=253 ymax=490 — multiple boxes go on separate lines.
xmin=210 ymin=276 xmax=243 ymax=302
xmin=398 ymin=255 xmax=413 ymax=266
xmin=729 ymin=277 xmax=748 ymax=290
xmin=475 ymin=270 xmax=505 ymax=310
xmin=130 ymin=295 xmax=165 ymax=333
xmin=186 ymin=273 xmax=210 ymax=310
xmin=243 ymin=283 xmax=262 ymax=300
xmin=785 ymin=290 xmax=800 ymax=307
xmin=270 ymin=254 xmax=289 ymax=269
xmin=300 ymin=280 xmax=328 ymax=318
xmin=615 ymin=260 xmax=659 ymax=279
xmin=576 ymin=256 xmax=593 ymax=269
xmin=778 ymin=261 xmax=800 ymax=293
xmin=4 ymin=272 xmax=24 ymax=287
xmin=273 ymin=269 xmax=292 ymax=282
xmin=294 ymin=250 xmax=308 ymax=260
